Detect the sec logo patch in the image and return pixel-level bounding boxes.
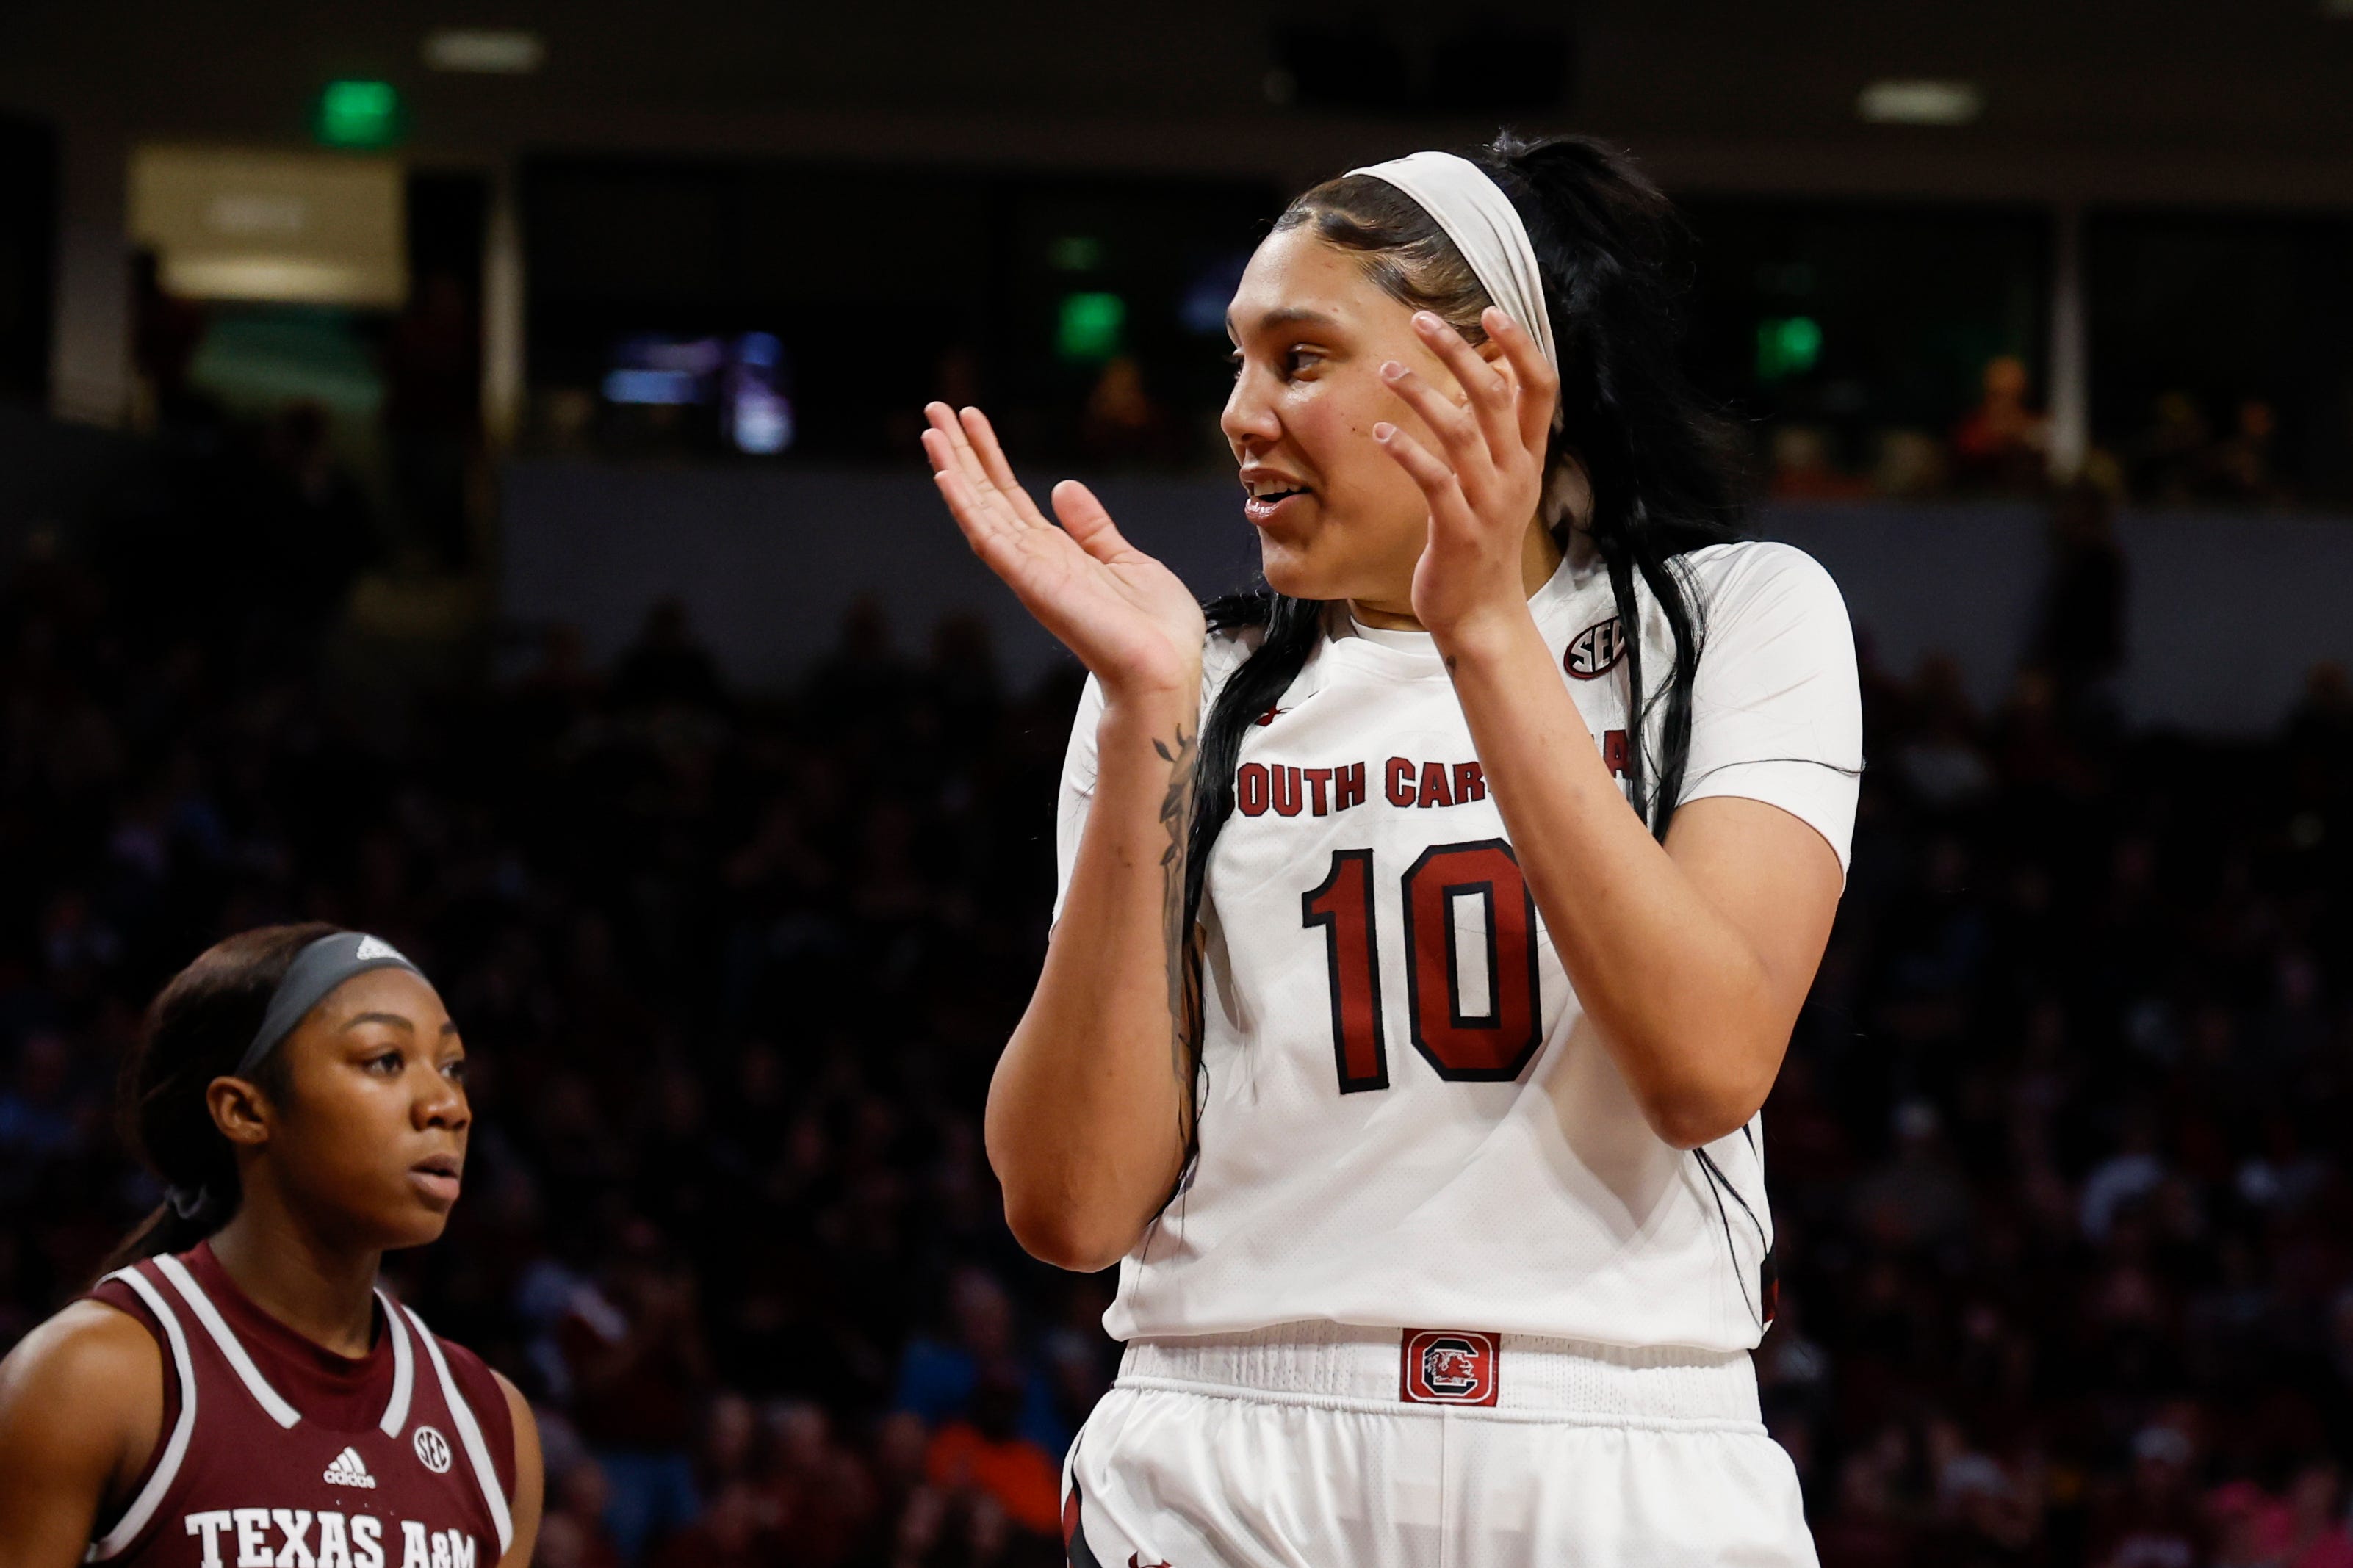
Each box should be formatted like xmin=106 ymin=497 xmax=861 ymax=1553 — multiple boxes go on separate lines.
xmin=1565 ymin=618 xmax=1625 ymax=681
xmin=414 ymin=1424 xmax=453 ymax=1473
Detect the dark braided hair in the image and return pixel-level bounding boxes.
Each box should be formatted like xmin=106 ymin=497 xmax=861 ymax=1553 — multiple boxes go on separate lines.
xmin=1172 ymin=133 xmax=1745 ymax=1185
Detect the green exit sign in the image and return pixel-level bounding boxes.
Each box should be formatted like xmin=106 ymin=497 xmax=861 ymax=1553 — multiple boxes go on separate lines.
xmin=316 ymin=80 xmax=404 ymax=149
xmin=1057 ymin=292 xmax=1125 ymax=362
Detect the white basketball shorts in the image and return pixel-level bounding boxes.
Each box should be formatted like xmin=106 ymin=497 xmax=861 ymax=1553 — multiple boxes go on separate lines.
xmin=1060 ymin=1321 xmax=1817 ymax=1568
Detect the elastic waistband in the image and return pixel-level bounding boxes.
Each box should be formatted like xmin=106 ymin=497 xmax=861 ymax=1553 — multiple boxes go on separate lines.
xmin=1117 ymin=1321 xmax=1762 ymax=1430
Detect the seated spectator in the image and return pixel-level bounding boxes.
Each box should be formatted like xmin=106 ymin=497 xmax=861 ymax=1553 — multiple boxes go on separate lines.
xmin=702 ymin=1390 xmax=760 ymax=1494
xmin=611 ymin=597 xmax=728 ymax=714
xmin=1931 ymin=1442 xmax=2044 ymax=1562
xmin=538 ymin=1459 xmax=627 ymax=1568
xmin=757 ymin=1401 xmax=878 ymax=1568
xmin=2089 ymin=1426 xmax=2208 ymax=1568
xmin=1950 ymin=355 xmax=2050 ymax=493
xmin=807 ymin=596 xmax=909 ymax=731
xmin=2081 ymin=1111 xmax=2168 ymax=1245
xmin=1815 ymin=1450 xmax=1917 ymax=1568
xmin=1870 ymin=427 xmax=1950 ymax=499
xmin=652 ymin=1482 xmax=771 ymax=1568
xmin=893 ymin=1268 xmax=1067 ymax=1456
xmin=2205 ymin=397 xmax=2290 ymax=505
xmin=1080 ymin=355 xmax=1178 ymax=467
xmin=921 ymin=1364 xmax=1062 ymax=1539
xmin=1768 ymin=424 xmax=1872 ymax=501
xmin=2282 ymin=1462 xmax=2353 ymax=1568
xmin=1851 ymin=1101 xmax=1973 ymax=1256
xmin=2207 ymin=1478 xmax=2288 ymax=1568
xmin=0 ymin=1032 xmax=89 ymax=1174
xmin=1893 ymin=656 xmax=1992 ymax=810
xmin=560 ymin=1222 xmax=713 ymax=1561
xmin=2130 ymin=391 xmax=2212 ymax=505
xmin=888 ymin=1485 xmax=1042 ymax=1568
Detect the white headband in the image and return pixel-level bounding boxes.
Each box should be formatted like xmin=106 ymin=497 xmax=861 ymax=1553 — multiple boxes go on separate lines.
xmin=1346 ymin=151 xmax=1560 ymax=397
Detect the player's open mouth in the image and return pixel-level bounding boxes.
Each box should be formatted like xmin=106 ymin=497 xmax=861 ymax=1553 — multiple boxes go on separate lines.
xmin=1242 ymin=479 xmax=1314 ymax=525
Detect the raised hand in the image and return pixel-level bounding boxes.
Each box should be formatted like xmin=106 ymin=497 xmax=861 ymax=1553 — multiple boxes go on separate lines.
xmin=1367 ymin=307 xmax=1561 ymax=646
xmin=922 ymin=403 xmax=1206 ymax=702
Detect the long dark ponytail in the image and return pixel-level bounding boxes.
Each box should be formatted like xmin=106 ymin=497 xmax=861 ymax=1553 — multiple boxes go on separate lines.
xmin=98 ymin=922 xmax=340 ymax=1273
xmin=1174 ymin=133 xmax=1744 ymax=1180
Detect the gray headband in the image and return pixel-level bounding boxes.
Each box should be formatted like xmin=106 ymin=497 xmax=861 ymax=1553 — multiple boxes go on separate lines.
xmin=234 ymin=932 xmax=430 ymax=1080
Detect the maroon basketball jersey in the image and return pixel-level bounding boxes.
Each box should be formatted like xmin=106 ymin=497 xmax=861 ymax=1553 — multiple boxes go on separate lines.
xmin=81 ymin=1242 xmax=516 ymax=1568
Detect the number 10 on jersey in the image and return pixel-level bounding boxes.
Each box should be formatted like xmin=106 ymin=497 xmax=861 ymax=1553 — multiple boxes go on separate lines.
xmin=1300 ymin=840 xmax=1544 ymax=1094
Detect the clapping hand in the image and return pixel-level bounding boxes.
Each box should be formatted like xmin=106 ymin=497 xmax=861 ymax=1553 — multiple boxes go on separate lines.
xmin=922 ymin=403 xmax=1206 ymax=703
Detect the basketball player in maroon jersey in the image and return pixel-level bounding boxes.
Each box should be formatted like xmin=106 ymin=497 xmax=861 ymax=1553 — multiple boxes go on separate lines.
xmin=0 ymin=925 xmax=544 ymax=1568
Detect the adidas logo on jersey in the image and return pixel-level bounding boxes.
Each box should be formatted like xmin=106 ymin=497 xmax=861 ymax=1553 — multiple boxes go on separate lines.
xmin=323 ymin=1445 xmax=377 ymax=1488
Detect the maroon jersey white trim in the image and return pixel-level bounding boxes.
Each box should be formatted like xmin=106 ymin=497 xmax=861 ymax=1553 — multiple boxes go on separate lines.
xmin=403 ymin=1306 xmax=512 ymax=1556
xmin=85 ymin=1268 xmax=198 ymax=1562
xmin=153 ymin=1253 xmax=300 ymax=1428
xmin=82 ymin=1246 xmax=512 ymax=1568
xmin=375 ymin=1292 xmax=413 ymax=1439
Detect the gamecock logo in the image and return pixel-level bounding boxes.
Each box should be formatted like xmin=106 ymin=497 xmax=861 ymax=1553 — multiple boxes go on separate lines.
xmin=1424 ymin=1343 xmax=1480 ymax=1392
xmin=1400 ymin=1329 xmax=1499 ymax=1406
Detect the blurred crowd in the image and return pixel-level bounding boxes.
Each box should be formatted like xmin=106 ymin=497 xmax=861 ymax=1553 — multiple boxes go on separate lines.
xmin=2 ymin=455 xmax=2352 ymax=1568
xmin=1767 ymin=355 xmax=2305 ymax=510
xmin=1778 ymin=560 xmax=2353 ymax=1563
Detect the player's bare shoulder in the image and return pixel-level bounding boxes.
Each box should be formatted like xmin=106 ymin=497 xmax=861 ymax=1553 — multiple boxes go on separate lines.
xmin=0 ymin=1298 xmax=165 ymax=1542
xmin=0 ymin=1296 xmax=163 ymax=1432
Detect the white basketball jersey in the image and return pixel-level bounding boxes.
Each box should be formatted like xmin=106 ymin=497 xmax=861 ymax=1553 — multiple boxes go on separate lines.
xmin=1054 ymin=540 xmax=1862 ymax=1353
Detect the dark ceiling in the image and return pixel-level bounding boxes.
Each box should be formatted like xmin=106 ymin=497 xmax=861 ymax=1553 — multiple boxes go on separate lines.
xmin=3 ymin=1 xmax=2351 ymax=185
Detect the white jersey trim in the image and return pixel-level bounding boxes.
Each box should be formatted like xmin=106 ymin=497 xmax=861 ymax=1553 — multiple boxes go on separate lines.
xmin=377 ymin=1287 xmax=414 ymax=1437
xmin=85 ymin=1266 xmax=198 ymax=1562
xmin=153 ymin=1254 xmax=300 ymax=1429
xmin=403 ymin=1304 xmax=513 ymax=1556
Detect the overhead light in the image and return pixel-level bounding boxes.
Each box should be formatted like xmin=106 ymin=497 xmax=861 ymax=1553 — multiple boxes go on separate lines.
xmin=1857 ymin=79 xmax=1983 ymax=126
xmin=424 ymin=29 xmax=545 ymax=73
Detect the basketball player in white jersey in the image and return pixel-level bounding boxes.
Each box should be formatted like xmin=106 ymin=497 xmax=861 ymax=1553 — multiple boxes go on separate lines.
xmin=923 ymin=133 xmax=1859 ymax=1565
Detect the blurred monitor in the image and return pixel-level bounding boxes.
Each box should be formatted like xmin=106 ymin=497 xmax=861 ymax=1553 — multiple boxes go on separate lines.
xmin=129 ymin=145 xmax=406 ymax=308
xmin=601 ymin=330 xmax=794 ymax=455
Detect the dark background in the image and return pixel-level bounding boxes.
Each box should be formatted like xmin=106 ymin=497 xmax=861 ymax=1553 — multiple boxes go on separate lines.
xmin=3 ymin=4 xmax=2353 ymax=1565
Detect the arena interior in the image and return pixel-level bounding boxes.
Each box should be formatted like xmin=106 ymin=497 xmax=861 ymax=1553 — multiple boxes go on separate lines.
xmin=4 ymin=4 xmax=2353 ymax=1564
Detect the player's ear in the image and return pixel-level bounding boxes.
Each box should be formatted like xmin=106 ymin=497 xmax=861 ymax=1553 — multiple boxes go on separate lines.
xmin=207 ymin=1074 xmax=274 ymax=1147
xmin=1547 ymin=455 xmax=1594 ymax=532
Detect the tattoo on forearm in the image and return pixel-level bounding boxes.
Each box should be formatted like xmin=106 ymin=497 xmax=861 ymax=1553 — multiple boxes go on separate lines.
xmin=1153 ymin=727 xmax=1204 ymax=1113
